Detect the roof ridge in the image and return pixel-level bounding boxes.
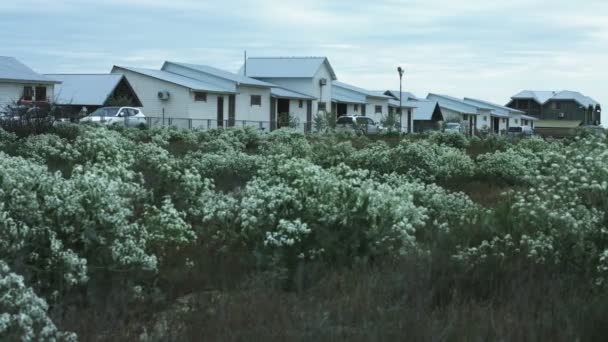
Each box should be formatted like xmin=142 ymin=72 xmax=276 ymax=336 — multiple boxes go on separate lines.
xmin=248 ymin=56 xmax=326 ymax=59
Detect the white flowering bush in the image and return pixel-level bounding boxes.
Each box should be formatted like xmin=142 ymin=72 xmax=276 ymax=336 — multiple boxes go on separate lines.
xmin=258 ymin=128 xmax=312 ymax=159
xmin=427 ymin=131 xmax=470 ymax=149
xmin=476 ymin=148 xmax=540 ymax=184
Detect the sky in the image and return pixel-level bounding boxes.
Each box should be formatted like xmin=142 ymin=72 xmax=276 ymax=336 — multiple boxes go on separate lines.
xmin=1 ymin=0 xmax=606 ymax=122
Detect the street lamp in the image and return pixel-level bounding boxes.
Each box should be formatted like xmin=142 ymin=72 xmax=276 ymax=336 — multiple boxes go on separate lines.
xmin=397 ymin=66 xmax=404 ymax=132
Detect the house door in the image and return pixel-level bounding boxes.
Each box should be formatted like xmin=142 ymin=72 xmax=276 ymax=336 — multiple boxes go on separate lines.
xmin=336 ymin=103 xmax=347 ymax=117
xmin=277 ymin=98 xmax=290 ymax=128
xmin=493 ymin=117 xmax=500 ymax=134
xmin=217 ymin=96 xmax=224 ymax=127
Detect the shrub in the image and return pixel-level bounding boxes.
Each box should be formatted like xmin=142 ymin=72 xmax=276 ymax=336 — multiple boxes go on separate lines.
xmin=427 ymin=131 xmax=470 ymax=149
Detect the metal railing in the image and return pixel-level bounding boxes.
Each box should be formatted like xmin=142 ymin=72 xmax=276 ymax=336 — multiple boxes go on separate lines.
xmin=143 ymin=117 xmax=314 ymax=133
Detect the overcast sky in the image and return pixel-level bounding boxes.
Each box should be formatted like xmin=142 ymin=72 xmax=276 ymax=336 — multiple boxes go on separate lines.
xmin=2 ymin=0 xmax=606 ymax=121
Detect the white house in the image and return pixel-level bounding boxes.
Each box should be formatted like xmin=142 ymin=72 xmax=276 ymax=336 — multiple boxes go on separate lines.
xmin=332 ymin=81 xmax=392 ymax=125
xmin=463 ymin=97 xmax=538 ymax=129
xmin=241 ymin=57 xmax=337 ymax=116
xmin=161 ymin=62 xmax=315 ymax=130
xmin=427 ymin=93 xmax=508 ymax=135
xmin=112 ymin=65 xmax=240 ymax=129
xmin=380 ymin=91 xmax=423 ymax=133
xmin=0 ymin=56 xmax=60 ymax=112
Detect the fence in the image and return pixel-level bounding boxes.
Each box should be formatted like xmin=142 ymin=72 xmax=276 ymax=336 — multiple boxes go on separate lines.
xmin=143 ymin=117 xmax=314 ymax=133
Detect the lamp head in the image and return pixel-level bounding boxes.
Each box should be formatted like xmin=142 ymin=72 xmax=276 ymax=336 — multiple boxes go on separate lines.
xmin=397 ymin=66 xmax=404 ymax=77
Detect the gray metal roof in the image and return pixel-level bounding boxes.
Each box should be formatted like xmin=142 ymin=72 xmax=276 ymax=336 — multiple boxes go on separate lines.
xmin=242 ymin=57 xmax=337 ymax=80
xmin=405 ymin=99 xmax=440 ymax=121
xmin=388 ymin=98 xmax=417 ymax=109
xmin=0 ymin=56 xmax=59 ymax=84
xmin=463 ymin=97 xmax=526 ymax=115
xmin=426 ymin=93 xmax=480 ymax=115
xmin=164 ymin=61 xmax=274 ymax=88
xmin=333 ymin=81 xmax=391 ymax=99
xmin=384 ymin=90 xmax=419 ymax=101
xmin=47 ymin=74 xmax=124 ymax=106
xmin=511 ymin=90 xmax=600 ymax=108
xmin=332 ymin=93 xmax=367 ymax=105
xmin=521 ymin=114 xmax=539 ymax=121
xmin=271 ymin=87 xmax=315 ymax=100
xmin=113 ymin=66 xmax=234 ymax=93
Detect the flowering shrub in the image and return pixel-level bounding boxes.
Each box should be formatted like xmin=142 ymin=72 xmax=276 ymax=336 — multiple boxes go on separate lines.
xmin=427 ymin=131 xmax=470 ymax=149
xmin=258 ymin=129 xmax=312 ymax=159
xmin=476 ymin=148 xmax=540 ymax=184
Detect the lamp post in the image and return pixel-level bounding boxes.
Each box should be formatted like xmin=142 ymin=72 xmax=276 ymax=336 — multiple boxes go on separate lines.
xmin=397 ymin=66 xmax=404 ymax=133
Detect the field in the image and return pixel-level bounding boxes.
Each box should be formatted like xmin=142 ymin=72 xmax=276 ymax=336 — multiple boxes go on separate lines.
xmin=1 ymin=124 xmax=608 ymax=341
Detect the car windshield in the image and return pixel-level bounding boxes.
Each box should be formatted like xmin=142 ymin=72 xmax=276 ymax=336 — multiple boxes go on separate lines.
xmin=336 ymin=117 xmax=354 ymax=124
xmin=90 ymin=107 xmax=120 ymax=117
xmin=508 ymin=127 xmax=523 ymax=133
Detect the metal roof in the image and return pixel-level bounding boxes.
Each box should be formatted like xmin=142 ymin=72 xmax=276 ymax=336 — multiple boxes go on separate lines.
xmin=332 ymin=93 xmax=367 ymax=105
xmin=333 ymin=81 xmax=391 ymax=99
xmin=47 ymin=74 xmax=124 ymax=106
xmin=405 ymin=99 xmax=440 ymax=121
xmin=242 ymin=57 xmax=337 ymax=80
xmin=535 ymin=120 xmax=582 ymax=128
xmin=388 ymin=98 xmax=417 ymax=109
xmin=464 ymin=97 xmax=526 ymax=115
xmin=113 ymin=66 xmax=234 ymax=93
xmin=384 ymin=90 xmax=419 ymax=101
xmin=427 ymin=93 xmax=480 ymax=115
xmin=163 ymin=61 xmax=274 ymax=88
xmin=521 ymin=114 xmax=539 ymax=121
xmin=511 ymin=90 xmax=600 ymax=108
xmin=0 ymin=56 xmax=59 ymax=84
xmin=271 ymin=87 xmax=315 ymax=100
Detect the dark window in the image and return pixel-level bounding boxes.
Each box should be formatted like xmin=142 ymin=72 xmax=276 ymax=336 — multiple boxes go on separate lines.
xmin=556 ymin=102 xmax=561 ymax=110
xmin=318 ymin=102 xmax=326 ymax=111
xmin=251 ymin=95 xmax=262 ymax=106
xmin=519 ymin=100 xmax=528 ymax=109
xmin=299 ymin=100 xmax=303 ymax=108
xmin=194 ymin=92 xmax=207 ymax=102
xmin=23 ymin=86 xmax=33 ymax=101
xmin=354 ymin=104 xmax=359 ymax=112
xmin=375 ymin=105 xmax=382 ymax=114
xmin=463 ymin=114 xmax=468 ymax=120
xmin=35 ymin=86 xmax=47 ymax=101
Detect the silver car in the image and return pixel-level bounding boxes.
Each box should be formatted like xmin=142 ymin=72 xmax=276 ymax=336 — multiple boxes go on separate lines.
xmin=80 ymin=106 xmax=146 ymax=127
xmin=336 ymin=115 xmax=384 ymax=135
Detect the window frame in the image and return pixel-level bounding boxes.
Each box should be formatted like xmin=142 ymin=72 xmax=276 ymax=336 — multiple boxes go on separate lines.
xmin=298 ymin=100 xmax=303 ymax=108
xmin=194 ymin=92 xmax=207 ymax=102
xmin=23 ymin=86 xmax=33 ymax=101
xmin=374 ymin=105 xmax=382 ymax=114
xmin=318 ymin=102 xmax=327 ymax=112
xmin=250 ymin=95 xmax=262 ymax=106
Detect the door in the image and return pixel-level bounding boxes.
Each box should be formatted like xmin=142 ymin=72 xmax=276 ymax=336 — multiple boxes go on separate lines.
xmin=277 ymin=98 xmax=290 ymax=128
xmin=228 ymin=95 xmax=235 ymax=127
xmin=493 ymin=117 xmax=500 ymax=134
xmin=217 ymin=96 xmax=224 ymax=127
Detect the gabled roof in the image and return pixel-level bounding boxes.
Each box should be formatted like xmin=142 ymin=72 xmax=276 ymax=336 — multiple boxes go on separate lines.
xmin=388 ymin=98 xmax=417 ymax=109
xmin=333 ymin=81 xmax=391 ymax=99
xmin=427 ymin=93 xmax=480 ymax=115
xmin=383 ymin=90 xmax=419 ymax=101
xmin=464 ymin=97 xmax=526 ymax=115
xmin=333 ymin=93 xmax=367 ymax=105
xmin=112 ymin=66 xmax=234 ymax=93
xmin=511 ymin=90 xmax=600 ymax=108
xmin=242 ymin=57 xmax=337 ymax=80
xmin=46 ymin=74 xmax=133 ymax=106
xmin=271 ymin=87 xmax=315 ymax=100
xmin=163 ymin=61 xmax=274 ymax=88
xmin=406 ymin=99 xmax=440 ymax=121
xmin=0 ymin=56 xmax=59 ymax=84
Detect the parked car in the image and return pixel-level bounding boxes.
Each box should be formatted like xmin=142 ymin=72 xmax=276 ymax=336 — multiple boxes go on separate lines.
xmin=79 ymin=107 xmax=146 ymax=127
xmin=507 ymin=126 xmax=534 ymax=137
xmin=444 ymin=122 xmax=464 ymax=133
xmin=336 ymin=115 xmax=384 ymax=135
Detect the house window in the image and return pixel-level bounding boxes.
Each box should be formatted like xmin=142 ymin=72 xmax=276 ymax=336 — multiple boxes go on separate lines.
xmin=23 ymin=86 xmax=33 ymax=101
xmin=299 ymin=100 xmax=303 ymax=108
xmin=35 ymin=86 xmax=47 ymax=101
xmin=354 ymin=104 xmax=359 ymax=112
xmin=502 ymin=118 xmax=506 ymax=123
xmin=463 ymin=114 xmax=468 ymax=120
xmin=375 ymin=105 xmax=382 ymax=114
xmin=194 ymin=92 xmax=207 ymax=102
xmin=515 ymin=119 xmax=518 ymax=124
xmin=251 ymin=95 xmax=262 ymax=106
xmin=483 ymin=116 xmax=487 ymax=121
xmin=318 ymin=102 xmax=326 ymax=112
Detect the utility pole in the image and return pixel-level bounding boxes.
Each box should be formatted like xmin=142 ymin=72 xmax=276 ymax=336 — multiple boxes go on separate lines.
xmin=398 ymin=66 xmax=404 ymax=133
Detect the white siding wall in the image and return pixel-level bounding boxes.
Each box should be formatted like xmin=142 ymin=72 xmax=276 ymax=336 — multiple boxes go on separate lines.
xmin=0 ymin=82 xmax=54 ymax=110
xmin=235 ymin=85 xmax=271 ymax=122
xmin=113 ymin=67 xmax=191 ymax=119
xmin=286 ymin=99 xmax=309 ymax=125
xmin=441 ymin=108 xmax=464 ymax=122
xmin=477 ymin=113 xmax=490 ymax=130
xmin=187 ymin=93 xmax=224 ymax=122
xmin=509 ymin=113 xmax=522 ymax=127
xmin=366 ymin=98 xmax=389 ymax=124
xmin=313 ymin=66 xmax=332 ymax=114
